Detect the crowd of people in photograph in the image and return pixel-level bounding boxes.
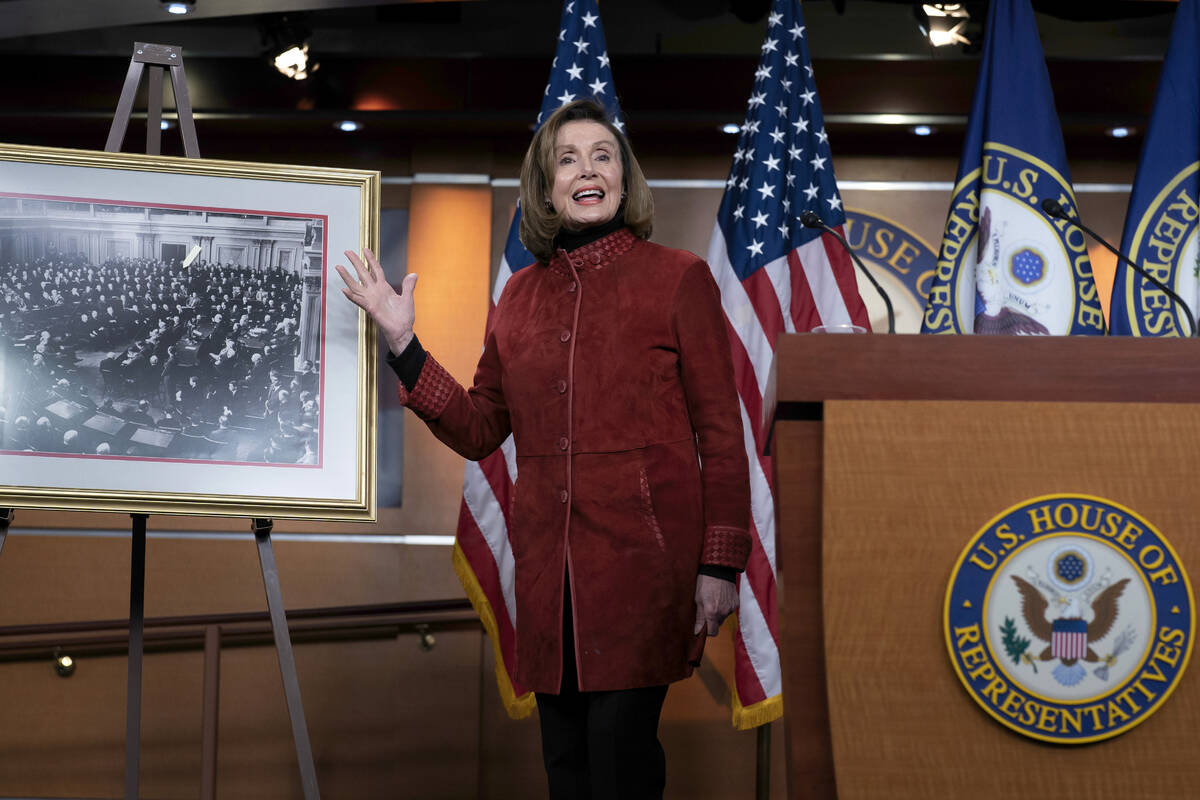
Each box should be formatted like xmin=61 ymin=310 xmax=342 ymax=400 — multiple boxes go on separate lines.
xmin=0 ymin=253 xmax=321 ymax=464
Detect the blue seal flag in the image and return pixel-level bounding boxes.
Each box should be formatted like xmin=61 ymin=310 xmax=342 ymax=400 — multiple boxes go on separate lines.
xmin=921 ymin=0 xmax=1105 ymax=336
xmin=1109 ymin=0 xmax=1200 ymax=337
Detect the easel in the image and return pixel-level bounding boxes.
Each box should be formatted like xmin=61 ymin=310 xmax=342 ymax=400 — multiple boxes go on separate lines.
xmin=2 ymin=42 xmax=321 ymax=799
xmin=105 ymin=42 xmax=200 ymax=158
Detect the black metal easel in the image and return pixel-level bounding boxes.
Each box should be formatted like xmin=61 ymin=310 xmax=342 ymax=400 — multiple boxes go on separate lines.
xmin=100 ymin=42 xmax=320 ymax=799
xmin=105 ymin=42 xmax=199 ymax=158
xmin=0 ymin=508 xmax=11 ymax=559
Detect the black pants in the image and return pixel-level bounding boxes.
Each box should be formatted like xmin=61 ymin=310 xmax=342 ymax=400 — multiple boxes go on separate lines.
xmin=535 ymin=580 xmax=669 ymax=800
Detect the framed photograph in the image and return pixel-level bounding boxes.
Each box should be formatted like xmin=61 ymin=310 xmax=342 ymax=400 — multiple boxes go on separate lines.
xmin=0 ymin=143 xmax=378 ymax=520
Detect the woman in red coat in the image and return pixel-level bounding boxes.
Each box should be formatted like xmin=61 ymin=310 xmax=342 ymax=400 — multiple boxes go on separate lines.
xmin=338 ymin=99 xmax=751 ymax=800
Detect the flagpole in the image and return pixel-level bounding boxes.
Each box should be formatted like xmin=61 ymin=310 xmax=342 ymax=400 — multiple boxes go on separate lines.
xmin=756 ymin=725 xmax=770 ymax=800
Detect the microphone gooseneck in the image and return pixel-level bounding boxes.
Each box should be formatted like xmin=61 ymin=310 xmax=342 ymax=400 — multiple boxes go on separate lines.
xmin=801 ymin=211 xmax=895 ymax=334
xmin=1041 ymin=198 xmax=1197 ymax=338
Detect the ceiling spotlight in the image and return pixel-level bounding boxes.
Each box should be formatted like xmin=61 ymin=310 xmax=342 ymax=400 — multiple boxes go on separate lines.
xmin=274 ymin=43 xmax=315 ymax=80
xmin=336 ymin=120 xmax=362 ymax=133
xmin=54 ymin=653 xmax=76 ymax=677
xmin=922 ymin=3 xmax=969 ymax=18
xmin=928 ymin=22 xmax=969 ymax=47
xmin=263 ymin=16 xmax=319 ymax=81
xmin=915 ymin=3 xmax=971 ymax=47
xmin=721 ymin=123 xmax=741 ymax=135
xmin=913 ymin=124 xmax=933 ymax=136
xmin=160 ymin=119 xmax=175 ymax=131
xmin=161 ymin=0 xmax=195 ymax=14
xmin=1107 ymin=126 xmax=1132 ymax=139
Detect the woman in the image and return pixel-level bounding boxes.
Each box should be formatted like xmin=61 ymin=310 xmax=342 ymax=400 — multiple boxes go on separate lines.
xmin=338 ymin=99 xmax=751 ymax=799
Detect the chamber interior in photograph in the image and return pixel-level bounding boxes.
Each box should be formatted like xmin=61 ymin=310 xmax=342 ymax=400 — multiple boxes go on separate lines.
xmin=0 ymin=194 xmax=327 ymax=469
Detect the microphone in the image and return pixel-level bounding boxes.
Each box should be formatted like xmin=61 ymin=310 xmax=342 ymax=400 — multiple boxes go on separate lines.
xmin=800 ymin=210 xmax=895 ymax=334
xmin=1040 ymin=198 xmax=1196 ymax=338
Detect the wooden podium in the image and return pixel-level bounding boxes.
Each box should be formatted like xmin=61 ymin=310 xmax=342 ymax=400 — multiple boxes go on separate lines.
xmin=765 ymin=333 xmax=1200 ymax=800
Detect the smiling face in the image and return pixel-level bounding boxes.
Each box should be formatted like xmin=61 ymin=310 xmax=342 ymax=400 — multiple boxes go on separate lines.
xmin=550 ymin=120 xmax=624 ymax=231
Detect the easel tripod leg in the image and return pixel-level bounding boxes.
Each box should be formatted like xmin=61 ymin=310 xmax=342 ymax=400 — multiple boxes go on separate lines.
xmin=0 ymin=508 xmax=12 ymax=558
xmin=200 ymin=625 xmax=221 ymax=800
xmin=125 ymin=513 xmax=148 ymax=800
xmin=253 ymin=518 xmax=321 ymax=799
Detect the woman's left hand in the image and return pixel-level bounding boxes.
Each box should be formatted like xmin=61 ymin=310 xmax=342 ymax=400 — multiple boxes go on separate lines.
xmin=694 ymin=574 xmax=738 ymax=636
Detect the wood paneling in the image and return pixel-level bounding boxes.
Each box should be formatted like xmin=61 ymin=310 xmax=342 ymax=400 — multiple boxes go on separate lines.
xmin=822 ymin=400 xmax=1200 ymax=798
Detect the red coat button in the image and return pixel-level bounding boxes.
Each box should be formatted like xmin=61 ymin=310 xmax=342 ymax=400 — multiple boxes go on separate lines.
xmin=557 ymin=380 xmax=567 ymax=393
xmin=558 ymin=437 xmax=569 ymax=451
xmin=567 ymin=282 xmax=577 ymax=293
xmin=559 ymin=490 xmax=569 ymax=503
xmin=559 ymin=330 xmax=571 ymax=342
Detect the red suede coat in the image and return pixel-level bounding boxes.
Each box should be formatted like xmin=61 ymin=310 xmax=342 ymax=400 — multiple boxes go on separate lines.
xmin=399 ymin=228 xmax=751 ymax=692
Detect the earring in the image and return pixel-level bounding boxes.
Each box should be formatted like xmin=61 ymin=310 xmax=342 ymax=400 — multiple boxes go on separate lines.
xmin=545 ymin=199 xmax=554 ymax=211
xmin=620 ymin=191 xmax=627 ymax=200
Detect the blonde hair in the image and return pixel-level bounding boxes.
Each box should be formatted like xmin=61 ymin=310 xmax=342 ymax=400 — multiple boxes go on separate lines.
xmin=518 ymin=99 xmax=653 ymax=263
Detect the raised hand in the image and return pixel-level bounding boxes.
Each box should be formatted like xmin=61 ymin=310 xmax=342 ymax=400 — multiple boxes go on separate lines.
xmin=336 ymin=247 xmax=418 ymax=354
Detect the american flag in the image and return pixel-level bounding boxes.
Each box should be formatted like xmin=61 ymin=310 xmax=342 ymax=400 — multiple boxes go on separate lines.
xmin=452 ymin=0 xmax=620 ymax=719
xmin=704 ymin=0 xmax=869 ymax=728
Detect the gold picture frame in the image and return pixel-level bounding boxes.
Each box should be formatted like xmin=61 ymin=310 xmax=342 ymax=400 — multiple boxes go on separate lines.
xmin=0 ymin=142 xmax=378 ymax=521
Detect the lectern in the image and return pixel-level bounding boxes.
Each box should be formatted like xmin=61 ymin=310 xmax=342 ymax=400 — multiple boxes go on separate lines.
xmin=765 ymin=333 xmax=1200 ymax=800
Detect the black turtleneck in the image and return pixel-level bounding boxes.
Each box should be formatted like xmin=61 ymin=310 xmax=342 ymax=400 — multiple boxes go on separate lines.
xmin=553 ymin=209 xmax=626 ymax=252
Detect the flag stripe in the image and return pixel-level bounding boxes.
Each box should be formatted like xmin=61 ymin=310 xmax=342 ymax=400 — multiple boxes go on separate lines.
xmin=763 ymin=255 xmax=799 ymax=334
xmin=741 ymin=260 xmax=790 ymax=348
xmin=727 ymin=322 xmax=766 ymax=451
xmin=455 ymin=500 xmax=522 ymax=687
xmin=733 ymin=617 xmax=769 ymax=705
xmin=801 ymin=235 xmax=854 ymax=328
xmin=493 ymin=260 xmax=514 ymax=305
xmin=706 ymin=223 xmax=779 ymax=397
xmin=737 ymin=574 xmax=783 ymax=695
xmin=463 ymin=458 xmax=517 ymax=623
xmin=823 ymin=228 xmax=869 ymax=325
xmin=740 ymin=402 xmax=778 ymax=576
xmin=786 ymin=248 xmax=822 ymax=332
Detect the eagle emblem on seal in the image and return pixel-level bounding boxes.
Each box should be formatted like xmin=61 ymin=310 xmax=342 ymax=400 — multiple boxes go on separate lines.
xmin=1011 ymin=575 xmax=1130 ymax=686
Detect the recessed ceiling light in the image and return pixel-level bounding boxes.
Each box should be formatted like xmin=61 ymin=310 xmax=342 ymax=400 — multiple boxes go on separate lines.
xmin=721 ymin=123 xmax=741 ymax=135
xmin=161 ymin=0 xmax=195 ymax=15
xmin=336 ymin=120 xmax=362 ymax=133
xmin=913 ymin=124 xmax=933 ymax=136
xmin=1107 ymin=126 xmax=1132 ymax=139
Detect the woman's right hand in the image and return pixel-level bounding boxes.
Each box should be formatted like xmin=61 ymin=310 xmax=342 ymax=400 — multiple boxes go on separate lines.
xmin=336 ymin=247 xmax=418 ymax=354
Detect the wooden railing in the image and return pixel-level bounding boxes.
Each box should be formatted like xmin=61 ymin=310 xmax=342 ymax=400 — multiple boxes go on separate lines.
xmin=0 ymin=598 xmax=479 ymax=798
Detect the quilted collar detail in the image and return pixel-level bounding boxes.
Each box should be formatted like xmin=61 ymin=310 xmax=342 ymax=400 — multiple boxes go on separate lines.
xmin=547 ymin=227 xmax=638 ymax=277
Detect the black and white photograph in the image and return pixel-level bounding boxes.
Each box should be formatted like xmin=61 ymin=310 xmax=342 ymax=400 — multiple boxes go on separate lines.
xmin=0 ymin=144 xmax=377 ymax=520
xmin=0 ymin=196 xmax=326 ymax=467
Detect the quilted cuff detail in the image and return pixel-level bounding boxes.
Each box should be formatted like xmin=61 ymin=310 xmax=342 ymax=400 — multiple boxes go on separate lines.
xmin=701 ymin=525 xmax=752 ymax=571
xmin=400 ymin=356 xmax=456 ymax=419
